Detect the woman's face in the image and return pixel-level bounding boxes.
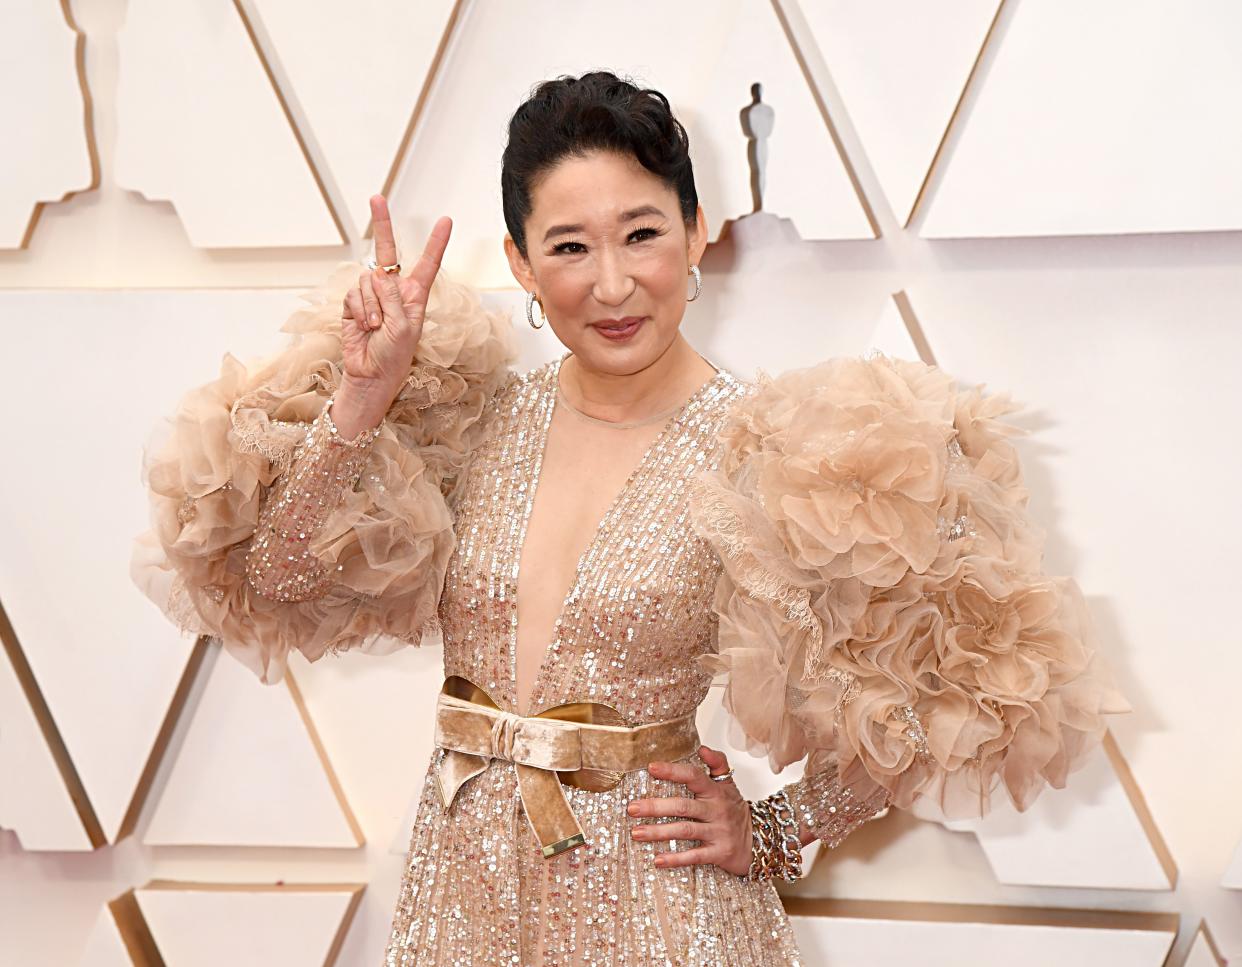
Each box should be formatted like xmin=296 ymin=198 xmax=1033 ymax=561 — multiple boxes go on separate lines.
xmin=504 ymin=149 xmax=707 ymax=377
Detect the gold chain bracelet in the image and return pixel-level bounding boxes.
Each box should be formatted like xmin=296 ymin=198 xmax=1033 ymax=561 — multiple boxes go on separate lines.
xmin=742 ymin=789 xmax=804 ymax=882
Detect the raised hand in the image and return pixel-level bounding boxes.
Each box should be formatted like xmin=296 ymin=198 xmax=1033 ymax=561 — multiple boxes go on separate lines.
xmin=340 ymin=194 xmax=452 ymax=404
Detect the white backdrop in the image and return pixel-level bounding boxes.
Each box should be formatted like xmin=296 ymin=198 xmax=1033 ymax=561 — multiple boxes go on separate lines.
xmin=1 ymin=1 xmax=1240 ymax=965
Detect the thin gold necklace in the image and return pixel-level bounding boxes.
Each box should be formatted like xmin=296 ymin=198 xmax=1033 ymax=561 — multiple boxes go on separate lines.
xmin=555 ymin=361 xmax=691 ymax=430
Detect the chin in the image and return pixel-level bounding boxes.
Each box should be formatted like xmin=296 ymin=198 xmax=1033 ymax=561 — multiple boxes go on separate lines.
xmin=575 ymin=327 xmax=669 ymax=375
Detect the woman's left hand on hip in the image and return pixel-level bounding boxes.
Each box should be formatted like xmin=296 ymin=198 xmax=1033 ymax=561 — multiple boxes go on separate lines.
xmin=627 ymin=744 xmax=751 ymax=876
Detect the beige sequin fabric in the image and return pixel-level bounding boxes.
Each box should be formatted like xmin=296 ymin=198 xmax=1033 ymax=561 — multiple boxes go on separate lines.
xmin=383 ymin=356 xmax=828 ymax=966
xmin=136 ymin=269 xmax=1128 ymax=962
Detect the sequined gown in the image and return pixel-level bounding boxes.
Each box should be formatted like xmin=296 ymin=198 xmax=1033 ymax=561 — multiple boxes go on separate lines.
xmin=377 ymin=356 xmax=874 ymax=966
xmin=129 ymin=264 xmax=889 ymax=965
xmin=135 ymin=264 xmax=1128 ymax=966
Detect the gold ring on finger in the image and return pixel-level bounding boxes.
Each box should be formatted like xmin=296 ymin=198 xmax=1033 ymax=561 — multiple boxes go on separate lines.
xmin=365 ymin=256 xmax=402 ymax=274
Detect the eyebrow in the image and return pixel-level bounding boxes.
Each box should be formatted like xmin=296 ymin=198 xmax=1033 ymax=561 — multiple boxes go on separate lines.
xmin=542 ymin=205 xmax=667 ymax=243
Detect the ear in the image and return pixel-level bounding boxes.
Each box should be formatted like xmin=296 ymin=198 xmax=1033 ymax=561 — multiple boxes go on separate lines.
xmin=503 ymin=233 xmax=537 ymax=293
xmin=687 ymin=204 xmax=709 ymax=267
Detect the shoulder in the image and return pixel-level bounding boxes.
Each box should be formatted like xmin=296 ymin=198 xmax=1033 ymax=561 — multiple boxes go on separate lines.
xmin=700 ymin=365 xmax=757 ymax=427
xmin=711 ymin=363 xmax=759 ymax=401
xmin=516 ymin=357 xmax=560 ymax=390
xmin=712 ymin=351 xmax=968 ymax=415
xmin=702 ymin=350 xmax=995 ymax=465
xmin=484 ymin=357 xmax=557 ymax=413
xmin=470 ymin=358 xmax=561 ymax=446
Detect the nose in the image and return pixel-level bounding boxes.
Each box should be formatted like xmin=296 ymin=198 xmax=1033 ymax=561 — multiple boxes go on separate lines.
xmin=591 ymin=244 xmax=636 ymax=307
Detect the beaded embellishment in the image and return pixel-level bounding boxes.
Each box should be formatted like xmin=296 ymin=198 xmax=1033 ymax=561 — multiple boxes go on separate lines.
xmin=245 ymin=395 xmax=383 ymax=602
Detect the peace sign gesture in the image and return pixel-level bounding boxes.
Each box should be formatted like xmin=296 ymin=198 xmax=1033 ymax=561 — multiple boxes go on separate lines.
xmin=340 ymin=195 xmax=452 ymax=403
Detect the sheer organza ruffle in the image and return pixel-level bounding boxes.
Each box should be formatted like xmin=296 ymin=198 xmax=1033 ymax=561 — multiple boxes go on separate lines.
xmin=131 ymin=261 xmax=517 ymax=684
xmin=689 ymin=352 xmax=1132 ymax=820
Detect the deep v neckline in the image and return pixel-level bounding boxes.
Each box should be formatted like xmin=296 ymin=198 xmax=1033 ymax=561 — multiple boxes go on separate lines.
xmin=511 ymin=353 xmax=725 ymax=717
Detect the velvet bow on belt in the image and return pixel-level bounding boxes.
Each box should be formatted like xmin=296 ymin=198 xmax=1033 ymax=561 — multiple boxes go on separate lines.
xmin=433 ymin=676 xmax=701 ymax=858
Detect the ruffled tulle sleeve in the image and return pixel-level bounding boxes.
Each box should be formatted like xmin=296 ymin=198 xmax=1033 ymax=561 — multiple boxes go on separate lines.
xmin=688 ymin=352 xmax=1132 ymax=826
xmin=130 ymin=261 xmax=517 ymax=685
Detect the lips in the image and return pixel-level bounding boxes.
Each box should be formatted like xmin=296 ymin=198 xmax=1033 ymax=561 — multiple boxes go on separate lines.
xmin=592 ymin=316 xmax=646 ymax=341
xmin=594 ymin=316 xmax=644 ymax=330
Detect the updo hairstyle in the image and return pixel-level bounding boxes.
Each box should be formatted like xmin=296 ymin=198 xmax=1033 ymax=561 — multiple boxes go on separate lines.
xmin=501 ymin=70 xmax=699 ymax=258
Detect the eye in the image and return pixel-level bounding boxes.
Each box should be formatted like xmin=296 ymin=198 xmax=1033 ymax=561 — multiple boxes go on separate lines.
xmin=551 ymin=225 xmax=665 ymax=255
xmin=628 ymin=225 xmax=663 ymax=242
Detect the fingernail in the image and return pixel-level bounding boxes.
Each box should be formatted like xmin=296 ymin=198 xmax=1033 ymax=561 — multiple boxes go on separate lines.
xmin=369 ymin=312 xmax=379 ymax=325
xmin=627 ymin=802 xmax=637 ymax=814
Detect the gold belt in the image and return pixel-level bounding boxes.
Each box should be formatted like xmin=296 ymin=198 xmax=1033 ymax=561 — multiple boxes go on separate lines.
xmin=432 ymin=676 xmax=701 ymax=858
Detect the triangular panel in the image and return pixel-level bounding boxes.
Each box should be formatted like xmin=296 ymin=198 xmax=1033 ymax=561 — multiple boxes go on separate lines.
xmin=245 ymin=0 xmax=459 ymax=237
xmin=0 ymin=608 xmax=99 ymax=850
xmin=115 ymin=0 xmax=342 ymax=247
xmin=136 ymin=881 xmax=363 ymax=967
xmin=76 ymin=900 xmax=148 ymax=967
xmin=786 ymin=898 xmax=1176 ymax=966
xmin=921 ymin=2 xmax=1242 ymax=237
xmin=0 ymin=3 xmax=95 ymax=249
xmin=1183 ymin=919 xmax=1228 ymax=967
xmin=144 ymin=648 xmax=362 ymax=848
xmin=865 ymin=291 xmax=935 ymax=363
xmin=799 ymin=0 xmax=1002 ymax=225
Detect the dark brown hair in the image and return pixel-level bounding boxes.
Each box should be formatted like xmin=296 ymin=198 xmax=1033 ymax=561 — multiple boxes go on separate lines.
xmin=501 ymin=70 xmax=699 ymax=258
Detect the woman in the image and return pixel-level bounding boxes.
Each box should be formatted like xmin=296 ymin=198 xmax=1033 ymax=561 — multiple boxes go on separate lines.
xmin=133 ymin=71 xmax=1130 ymax=965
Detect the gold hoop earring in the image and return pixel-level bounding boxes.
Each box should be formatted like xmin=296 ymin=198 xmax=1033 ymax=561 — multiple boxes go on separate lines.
xmin=525 ymin=290 xmax=546 ymax=329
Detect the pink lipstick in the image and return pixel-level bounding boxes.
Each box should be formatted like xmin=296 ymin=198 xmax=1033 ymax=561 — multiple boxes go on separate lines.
xmin=592 ymin=316 xmax=646 ymax=341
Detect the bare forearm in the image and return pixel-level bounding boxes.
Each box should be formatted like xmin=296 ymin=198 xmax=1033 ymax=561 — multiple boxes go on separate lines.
xmin=331 ymin=379 xmax=394 ymax=442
